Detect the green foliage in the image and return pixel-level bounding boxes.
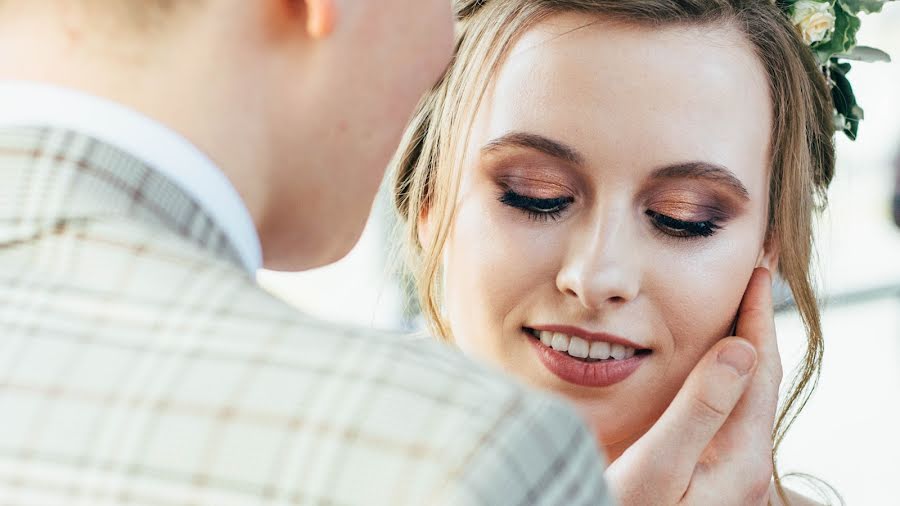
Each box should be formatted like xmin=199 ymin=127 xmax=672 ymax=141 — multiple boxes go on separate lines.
xmin=828 ymin=61 xmax=862 ymax=139
xmin=780 ymin=0 xmax=895 ymax=140
xmin=839 ymin=0 xmax=891 ymax=14
xmin=836 ymin=45 xmax=892 ymax=62
xmin=813 ymin=3 xmax=861 ymax=62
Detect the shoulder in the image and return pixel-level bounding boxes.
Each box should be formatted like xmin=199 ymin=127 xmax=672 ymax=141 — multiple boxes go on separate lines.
xmin=265 ymin=308 xmax=614 ymax=503
xmin=2 ymin=243 xmax=612 ymax=504
xmin=423 ymin=373 xmax=612 ymax=505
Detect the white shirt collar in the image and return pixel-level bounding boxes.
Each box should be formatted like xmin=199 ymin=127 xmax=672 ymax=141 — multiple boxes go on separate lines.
xmin=0 ymin=81 xmax=262 ymax=273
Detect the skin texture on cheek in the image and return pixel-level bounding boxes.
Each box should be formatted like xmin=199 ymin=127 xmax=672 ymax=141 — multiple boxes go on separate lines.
xmin=444 ymin=183 xmax=543 ymax=361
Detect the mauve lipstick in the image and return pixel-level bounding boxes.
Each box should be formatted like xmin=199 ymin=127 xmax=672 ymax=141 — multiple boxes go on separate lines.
xmin=525 ymin=326 xmax=649 ymax=388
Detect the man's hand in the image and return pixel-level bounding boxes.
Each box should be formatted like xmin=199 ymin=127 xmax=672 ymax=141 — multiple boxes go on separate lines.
xmin=606 ymin=267 xmax=782 ymax=505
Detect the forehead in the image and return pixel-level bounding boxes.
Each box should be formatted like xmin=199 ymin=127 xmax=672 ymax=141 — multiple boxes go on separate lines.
xmin=470 ymin=13 xmax=773 ymax=191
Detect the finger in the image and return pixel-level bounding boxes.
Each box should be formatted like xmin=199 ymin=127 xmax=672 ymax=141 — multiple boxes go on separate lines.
xmin=735 ymin=268 xmax=780 ymax=377
xmin=607 ymin=337 xmax=757 ymax=502
xmin=724 ymin=267 xmax=782 ymax=436
xmin=691 ymin=268 xmax=781 ymax=504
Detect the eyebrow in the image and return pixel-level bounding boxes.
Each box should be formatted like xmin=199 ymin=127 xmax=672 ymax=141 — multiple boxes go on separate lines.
xmin=652 ymin=162 xmax=750 ymax=200
xmin=481 ymin=131 xmax=585 ymax=166
xmin=481 ymin=131 xmax=751 ymax=200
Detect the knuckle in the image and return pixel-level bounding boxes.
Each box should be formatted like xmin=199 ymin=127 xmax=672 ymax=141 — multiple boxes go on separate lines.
xmin=689 ymin=396 xmax=730 ymax=425
xmin=739 ymin=306 xmax=766 ymax=323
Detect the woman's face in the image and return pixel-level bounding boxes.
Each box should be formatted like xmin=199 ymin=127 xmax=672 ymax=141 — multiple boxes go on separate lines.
xmin=426 ymin=15 xmax=775 ymax=460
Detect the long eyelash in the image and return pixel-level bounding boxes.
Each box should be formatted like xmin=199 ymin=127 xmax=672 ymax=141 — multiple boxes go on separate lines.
xmin=646 ymin=210 xmax=721 ymax=238
xmin=499 ymin=190 xmax=573 ymax=222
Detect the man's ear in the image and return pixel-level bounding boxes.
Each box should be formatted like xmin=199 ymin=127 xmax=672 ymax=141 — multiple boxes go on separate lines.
xmin=756 ymin=234 xmax=780 ymax=273
xmin=304 ymin=0 xmax=337 ymax=39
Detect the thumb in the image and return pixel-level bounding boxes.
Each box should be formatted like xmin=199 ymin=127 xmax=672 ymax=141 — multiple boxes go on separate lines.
xmin=607 ymin=337 xmax=757 ymax=503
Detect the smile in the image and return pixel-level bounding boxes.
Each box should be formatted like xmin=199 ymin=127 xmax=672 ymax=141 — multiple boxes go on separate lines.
xmin=526 ymin=327 xmax=650 ymax=361
xmin=523 ymin=327 xmax=651 ymax=387
xmin=524 ymin=327 xmax=652 ymax=362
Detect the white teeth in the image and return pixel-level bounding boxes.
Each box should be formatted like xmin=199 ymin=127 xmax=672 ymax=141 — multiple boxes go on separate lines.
xmin=533 ymin=330 xmax=639 ymax=361
xmin=610 ymin=344 xmax=626 ymax=360
xmin=550 ymin=333 xmax=569 ymax=352
xmin=589 ymin=341 xmax=611 ymax=359
xmin=568 ymin=337 xmax=589 ymax=359
xmin=540 ymin=331 xmax=553 ymax=346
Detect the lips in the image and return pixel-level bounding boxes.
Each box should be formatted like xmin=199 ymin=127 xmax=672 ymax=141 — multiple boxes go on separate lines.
xmin=524 ymin=327 xmax=650 ymax=388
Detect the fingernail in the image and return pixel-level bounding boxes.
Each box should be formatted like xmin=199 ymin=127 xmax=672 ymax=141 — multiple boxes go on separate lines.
xmin=717 ymin=341 xmax=756 ymax=376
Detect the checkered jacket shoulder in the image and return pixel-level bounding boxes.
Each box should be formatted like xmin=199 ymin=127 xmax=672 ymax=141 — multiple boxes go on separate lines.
xmin=0 ymin=127 xmax=611 ymax=506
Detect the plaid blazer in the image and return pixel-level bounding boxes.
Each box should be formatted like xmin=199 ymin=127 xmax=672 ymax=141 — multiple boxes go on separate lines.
xmin=0 ymin=127 xmax=611 ymax=505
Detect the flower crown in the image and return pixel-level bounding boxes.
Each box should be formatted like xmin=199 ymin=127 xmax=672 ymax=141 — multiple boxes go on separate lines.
xmin=782 ymin=0 xmax=895 ymax=140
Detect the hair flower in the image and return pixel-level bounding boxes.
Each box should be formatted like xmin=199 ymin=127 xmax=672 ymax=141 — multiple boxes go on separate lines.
xmin=782 ymin=0 xmax=895 ymax=139
xmin=791 ymin=0 xmax=837 ymax=44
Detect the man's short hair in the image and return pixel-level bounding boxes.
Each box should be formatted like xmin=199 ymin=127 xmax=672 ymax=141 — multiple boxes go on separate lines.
xmin=0 ymin=1 xmax=192 ymax=29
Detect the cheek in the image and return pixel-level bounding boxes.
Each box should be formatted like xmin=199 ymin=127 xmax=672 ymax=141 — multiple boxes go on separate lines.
xmin=443 ymin=196 xmax=561 ymax=349
xmin=652 ymin=226 xmax=762 ymax=365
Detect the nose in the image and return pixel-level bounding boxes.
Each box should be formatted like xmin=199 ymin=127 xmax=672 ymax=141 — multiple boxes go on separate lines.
xmin=555 ymin=211 xmax=641 ymax=310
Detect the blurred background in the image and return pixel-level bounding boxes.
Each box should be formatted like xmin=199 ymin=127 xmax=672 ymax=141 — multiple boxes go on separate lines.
xmin=260 ymin=10 xmax=900 ymax=504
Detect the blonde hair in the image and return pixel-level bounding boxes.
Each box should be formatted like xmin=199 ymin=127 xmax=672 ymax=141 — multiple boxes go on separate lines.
xmin=391 ymin=0 xmax=835 ymax=502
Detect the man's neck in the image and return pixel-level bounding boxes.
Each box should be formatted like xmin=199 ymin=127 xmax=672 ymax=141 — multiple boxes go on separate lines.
xmin=0 ymin=6 xmax=270 ymax=238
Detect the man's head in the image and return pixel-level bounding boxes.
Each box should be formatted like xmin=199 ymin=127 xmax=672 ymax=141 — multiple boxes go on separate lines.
xmin=0 ymin=0 xmax=454 ymax=270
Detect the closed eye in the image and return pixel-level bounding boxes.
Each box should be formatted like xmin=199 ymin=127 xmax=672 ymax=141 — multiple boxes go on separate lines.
xmin=646 ymin=210 xmax=721 ymax=238
xmin=499 ymin=190 xmax=574 ymax=222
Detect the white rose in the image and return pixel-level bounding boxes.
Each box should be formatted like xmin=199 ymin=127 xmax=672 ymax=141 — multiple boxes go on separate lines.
xmin=790 ymin=0 xmax=837 ymax=45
